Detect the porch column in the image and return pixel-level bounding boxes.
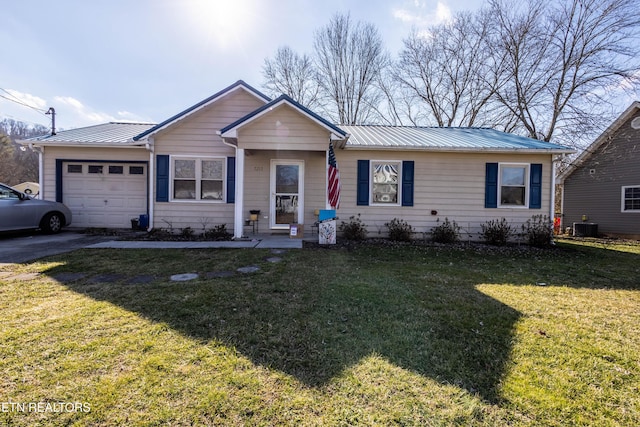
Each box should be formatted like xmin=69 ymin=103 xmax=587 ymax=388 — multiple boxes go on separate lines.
xmin=234 ymin=148 xmax=245 ymax=239
xmin=325 ymin=146 xmax=330 ymax=209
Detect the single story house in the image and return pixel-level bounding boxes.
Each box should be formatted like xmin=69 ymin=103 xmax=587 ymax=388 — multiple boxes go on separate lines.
xmin=559 ymin=102 xmax=640 ymax=238
xmin=23 ymin=80 xmax=575 ymax=240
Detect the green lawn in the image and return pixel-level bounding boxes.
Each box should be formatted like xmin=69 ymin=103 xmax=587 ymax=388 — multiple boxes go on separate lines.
xmin=0 ymin=239 xmax=638 ymax=426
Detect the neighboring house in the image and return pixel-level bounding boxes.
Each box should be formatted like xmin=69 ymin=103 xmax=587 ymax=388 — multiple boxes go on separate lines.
xmin=559 ymin=102 xmax=640 ymax=238
xmin=23 ymin=80 xmax=574 ymax=240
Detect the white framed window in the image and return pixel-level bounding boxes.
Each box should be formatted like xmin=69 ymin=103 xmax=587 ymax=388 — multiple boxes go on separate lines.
xmin=621 ymin=186 xmax=640 ymax=212
xmin=499 ymin=163 xmax=529 ymax=207
xmin=371 ymin=160 xmax=401 ymax=205
xmin=171 ymin=157 xmax=225 ymax=202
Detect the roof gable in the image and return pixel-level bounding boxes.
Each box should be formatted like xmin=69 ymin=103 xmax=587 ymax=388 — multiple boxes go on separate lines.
xmin=558 ymin=101 xmax=640 ymax=182
xmin=219 ymin=94 xmax=347 ymax=141
xmin=133 ymin=80 xmax=270 ymax=141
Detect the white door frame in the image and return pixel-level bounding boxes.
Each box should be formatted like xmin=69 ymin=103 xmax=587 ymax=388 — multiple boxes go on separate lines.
xmin=270 ymin=159 xmax=304 ymax=229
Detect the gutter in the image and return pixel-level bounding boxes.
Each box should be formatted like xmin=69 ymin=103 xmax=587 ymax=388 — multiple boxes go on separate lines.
xmin=21 ymin=141 xmax=147 ymax=149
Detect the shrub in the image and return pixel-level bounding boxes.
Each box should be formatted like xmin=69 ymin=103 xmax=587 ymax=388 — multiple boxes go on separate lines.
xmin=431 ymin=218 xmax=460 ymax=244
xmin=339 ymin=214 xmax=368 ymax=241
xmin=522 ymin=214 xmax=553 ymax=247
xmin=386 ymin=218 xmax=414 ymax=242
xmin=480 ymin=218 xmax=515 ymax=246
xmin=204 ymin=224 xmax=232 ymax=241
xmin=180 ymin=227 xmax=195 ymax=239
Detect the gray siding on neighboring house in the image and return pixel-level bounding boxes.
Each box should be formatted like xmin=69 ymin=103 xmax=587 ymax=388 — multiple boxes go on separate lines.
xmin=563 ymin=115 xmax=640 ymax=236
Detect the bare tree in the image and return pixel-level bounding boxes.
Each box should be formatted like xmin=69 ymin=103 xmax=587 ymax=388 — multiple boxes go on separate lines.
xmin=262 ymin=46 xmax=321 ymax=110
xmin=313 ymin=13 xmax=389 ymax=125
xmin=394 ymin=11 xmax=506 ymax=127
xmin=490 ymin=0 xmax=640 ymax=144
xmin=0 ymin=119 xmax=46 ymax=185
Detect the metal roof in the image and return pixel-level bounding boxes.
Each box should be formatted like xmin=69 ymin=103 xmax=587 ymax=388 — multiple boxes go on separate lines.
xmin=340 ymin=125 xmax=575 ymax=153
xmin=24 ymin=122 xmax=157 ymax=145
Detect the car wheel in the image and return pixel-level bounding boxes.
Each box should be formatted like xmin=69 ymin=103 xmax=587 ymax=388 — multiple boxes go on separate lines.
xmin=41 ymin=212 xmax=63 ymax=234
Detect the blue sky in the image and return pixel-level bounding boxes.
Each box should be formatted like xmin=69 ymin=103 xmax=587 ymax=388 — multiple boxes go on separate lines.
xmin=0 ymin=0 xmax=481 ymax=131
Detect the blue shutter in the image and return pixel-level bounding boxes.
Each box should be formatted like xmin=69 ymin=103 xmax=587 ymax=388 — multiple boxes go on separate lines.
xmin=485 ymin=163 xmax=498 ymax=208
xmin=357 ymin=160 xmax=370 ymax=206
xmin=55 ymin=159 xmax=63 ymax=202
xmin=156 ymin=155 xmax=169 ymax=202
xmin=226 ymin=157 xmax=235 ymax=203
xmin=401 ymin=160 xmax=414 ymax=207
xmin=529 ymin=163 xmax=542 ymax=209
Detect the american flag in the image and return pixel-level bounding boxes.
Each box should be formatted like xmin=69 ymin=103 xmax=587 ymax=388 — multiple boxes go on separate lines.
xmin=327 ymin=142 xmax=340 ymax=209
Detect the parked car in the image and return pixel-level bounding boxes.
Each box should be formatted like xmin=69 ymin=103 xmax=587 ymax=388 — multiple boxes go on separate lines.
xmin=0 ymin=183 xmax=72 ymax=233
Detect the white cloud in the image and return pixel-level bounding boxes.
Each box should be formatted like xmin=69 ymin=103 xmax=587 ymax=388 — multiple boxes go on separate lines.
xmin=1 ymin=91 xmax=151 ymax=130
xmin=53 ymin=96 xmax=84 ymax=110
xmin=435 ymin=2 xmax=453 ymax=22
xmin=392 ymin=1 xmax=454 ymax=29
xmin=53 ymin=95 xmax=116 ymax=127
xmin=0 ymin=89 xmax=49 ymax=128
xmin=4 ymin=89 xmax=47 ymax=111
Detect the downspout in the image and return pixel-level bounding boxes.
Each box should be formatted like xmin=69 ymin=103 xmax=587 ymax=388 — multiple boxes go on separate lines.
xmin=146 ymin=138 xmax=155 ymax=232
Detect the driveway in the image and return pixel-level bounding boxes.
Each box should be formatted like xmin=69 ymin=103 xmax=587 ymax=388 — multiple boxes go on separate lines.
xmin=0 ymin=231 xmax=115 ymax=264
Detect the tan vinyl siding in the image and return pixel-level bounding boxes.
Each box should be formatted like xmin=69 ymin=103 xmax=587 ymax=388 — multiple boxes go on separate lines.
xmin=238 ymin=105 xmax=332 ymax=151
xmin=41 ymin=146 xmax=149 ymax=202
xmin=243 ymin=150 xmax=325 ymax=232
xmin=563 ymin=116 xmax=640 ymax=236
xmin=335 ymin=150 xmax=553 ymax=240
xmin=152 ymin=89 xmax=266 ymax=231
xmin=153 ymin=90 xmax=265 ymax=155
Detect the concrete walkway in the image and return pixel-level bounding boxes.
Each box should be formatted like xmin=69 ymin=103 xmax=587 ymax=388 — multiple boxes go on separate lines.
xmin=87 ymin=234 xmax=306 ymax=249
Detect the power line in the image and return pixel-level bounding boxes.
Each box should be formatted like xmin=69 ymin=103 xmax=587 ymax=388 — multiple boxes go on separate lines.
xmin=0 ymin=88 xmax=48 ymax=115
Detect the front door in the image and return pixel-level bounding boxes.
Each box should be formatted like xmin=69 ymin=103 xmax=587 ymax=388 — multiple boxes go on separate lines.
xmin=270 ymin=160 xmax=304 ymax=229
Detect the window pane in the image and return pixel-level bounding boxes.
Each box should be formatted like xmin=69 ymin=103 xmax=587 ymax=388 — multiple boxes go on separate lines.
xmin=501 ymin=186 xmax=525 ymax=205
xmin=625 ymin=187 xmax=640 ymax=210
xmin=275 ymin=165 xmax=299 ymax=193
xmin=174 ymin=180 xmax=195 ymax=199
xmin=109 ymin=165 xmax=123 ymax=174
xmin=275 ymin=195 xmax=298 ymax=224
xmin=129 ymin=166 xmax=144 ymax=175
xmin=175 ymin=160 xmax=195 ymax=179
xmin=88 ymin=165 xmax=103 ymax=174
xmin=201 ymin=180 xmax=223 ymax=200
xmin=372 ymin=163 xmax=399 ymax=204
xmin=502 ymin=167 xmax=525 ymax=186
xmin=373 ymin=163 xmax=398 ymax=184
xmin=625 ymin=187 xmax=640 ymax=198
xmin=373 ymin=183 xmax=398 ymax=203
xmin=202 ymin=160 xmax=223 ymax=180
xmin=67 ymin=164 xmax=82 ymax=173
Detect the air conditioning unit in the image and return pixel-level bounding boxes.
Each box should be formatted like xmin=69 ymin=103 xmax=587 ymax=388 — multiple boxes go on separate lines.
xmin=573 ymin=222 xmax=598 ymax=237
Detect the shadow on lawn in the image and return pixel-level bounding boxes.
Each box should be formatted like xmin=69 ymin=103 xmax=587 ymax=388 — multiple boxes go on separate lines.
xmin=45 ymin=249 xmax=521 ymax=403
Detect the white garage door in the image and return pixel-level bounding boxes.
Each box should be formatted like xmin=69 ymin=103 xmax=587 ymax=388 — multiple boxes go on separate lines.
xmin=62 ymin=162 xmax=147 ymax=228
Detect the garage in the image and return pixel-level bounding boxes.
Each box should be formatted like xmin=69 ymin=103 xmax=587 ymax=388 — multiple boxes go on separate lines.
xmin=62 ymin=161 xmax=148 ymax=228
